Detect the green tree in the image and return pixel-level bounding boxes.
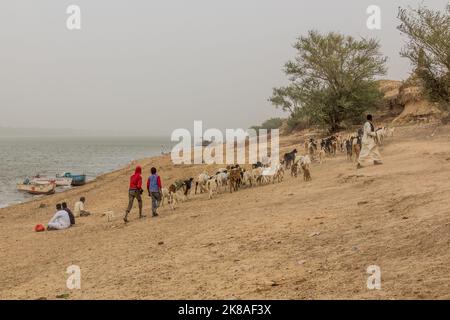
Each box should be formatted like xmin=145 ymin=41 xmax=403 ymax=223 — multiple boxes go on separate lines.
xmin=270 ymin=31 xmax=387 ymax=132
xmin=250 ymin=117 xmax=283 ymax=131
xmin=398 ymin=4 xmax=450 ymax=108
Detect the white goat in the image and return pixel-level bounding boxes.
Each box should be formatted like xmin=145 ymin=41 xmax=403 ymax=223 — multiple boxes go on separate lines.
xmin=215 ymin=172 xmax=229 ymax=192
xmin=195 ymin=172 xmax=210 ymax=194
xmin=206 ymin=177 xmax=218 ymax=199
xmin=242 ymin=170 xmax=254 ymax=187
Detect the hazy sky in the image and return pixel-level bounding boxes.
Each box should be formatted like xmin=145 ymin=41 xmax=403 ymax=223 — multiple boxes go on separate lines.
xmin=0 ymin=0 xmax=448 ymax=135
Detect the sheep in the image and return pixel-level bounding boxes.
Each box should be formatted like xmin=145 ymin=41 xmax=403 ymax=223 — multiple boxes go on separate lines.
xmin=195 ymin=172 xmax=210 ymax=194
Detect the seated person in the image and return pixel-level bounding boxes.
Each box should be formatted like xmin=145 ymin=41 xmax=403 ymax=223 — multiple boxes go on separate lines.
xmin=62 ymin=202 xmax=75 ymax=225
xmin=74 ymin=197 xmax=91 ymax=217
xmin=47 ymin=203 xmax=71 ymax=231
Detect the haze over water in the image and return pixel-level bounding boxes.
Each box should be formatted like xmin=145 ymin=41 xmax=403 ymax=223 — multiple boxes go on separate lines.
xmin=0 ymin=136 xmax=169 ymax=208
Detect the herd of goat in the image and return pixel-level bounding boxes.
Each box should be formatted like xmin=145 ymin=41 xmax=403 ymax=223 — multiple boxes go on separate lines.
xmin=160 ymin=126 xmax=395 ymax=209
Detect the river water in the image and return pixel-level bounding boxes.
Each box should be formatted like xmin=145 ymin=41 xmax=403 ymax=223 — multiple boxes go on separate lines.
xmin=0 ymin=136 xmax=170 ymax=208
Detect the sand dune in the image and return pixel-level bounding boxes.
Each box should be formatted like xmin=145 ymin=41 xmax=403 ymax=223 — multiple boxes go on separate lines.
xmin=1 ymin=124 xmax=450 ymax=299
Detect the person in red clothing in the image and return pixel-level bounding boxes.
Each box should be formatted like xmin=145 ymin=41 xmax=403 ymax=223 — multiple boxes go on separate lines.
xmin=124 ymin=165 xmax=144 ymax=223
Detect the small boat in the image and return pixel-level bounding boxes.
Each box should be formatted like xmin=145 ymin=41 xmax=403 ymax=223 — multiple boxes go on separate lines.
xmin=59 ymin=172 xmax=86 ymax=186
xmin=31 ymin=177 xmax=56 ymax=185
xmin=17 ymin=182 xmax=56 ymax=195
xmin=54 ymin=177 xmax=73 ymax=186
xmin=32 ymin=176 xmax=73 ymax=187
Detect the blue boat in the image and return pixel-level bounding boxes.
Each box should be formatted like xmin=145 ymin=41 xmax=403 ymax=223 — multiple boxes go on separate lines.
xmin=60 ymin=172 xmax=87 ymax=186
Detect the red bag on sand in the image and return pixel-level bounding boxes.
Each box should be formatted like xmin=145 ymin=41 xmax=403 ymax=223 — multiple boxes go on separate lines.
xmin=35 ymin=224 xmax=45 ymax=232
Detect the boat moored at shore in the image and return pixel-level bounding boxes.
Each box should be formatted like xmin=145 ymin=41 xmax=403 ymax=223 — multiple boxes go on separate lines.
xmin=59 ymin=172 xmax=86 ymax=186
xmin=16 ymin=182 xmax=56 ymax=195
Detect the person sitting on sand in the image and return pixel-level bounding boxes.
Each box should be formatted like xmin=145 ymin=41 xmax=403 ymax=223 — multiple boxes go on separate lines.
xmin=47 ymin=203 xmax=71 ymax=231
xmin=147 ymin=167 xmax=162 ymax=217
xmin=357 ymin=114 xmax=383 ymax=169
xmin=124 ymin=166 xmax=144 ymax=223
xmin=74 ymin=197 xmax=91 ymax=217
xmin=62 ymin=202 xmax=75 ymax=225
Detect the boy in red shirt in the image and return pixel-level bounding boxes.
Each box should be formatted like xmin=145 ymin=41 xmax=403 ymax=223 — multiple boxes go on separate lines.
xmin=124 ymin=165 xmax=144 ymax=223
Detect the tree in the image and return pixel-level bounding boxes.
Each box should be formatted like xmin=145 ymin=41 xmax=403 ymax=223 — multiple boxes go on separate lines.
xmin=250 ymin=117 xmax=283 ymax=131
xmin=270 ymin=31 xmax=387 ymax=132
xmin=398 ymin=4 xmax=450 ymax=108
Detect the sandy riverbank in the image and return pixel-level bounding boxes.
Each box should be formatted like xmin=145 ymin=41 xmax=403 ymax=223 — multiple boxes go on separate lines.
xmin=1 ymin=124 xmax=450 ymax=299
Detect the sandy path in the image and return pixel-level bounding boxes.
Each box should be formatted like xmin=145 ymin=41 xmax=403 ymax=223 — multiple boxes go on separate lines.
xmin=1 ymin=125 xmax=450 ymax=299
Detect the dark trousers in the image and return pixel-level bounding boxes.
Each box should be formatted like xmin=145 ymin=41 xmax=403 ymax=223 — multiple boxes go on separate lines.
xmin=150 ymin=191 xmax=161 ymax=215
xmin=124 ymin=189 xmax=142 ymax=219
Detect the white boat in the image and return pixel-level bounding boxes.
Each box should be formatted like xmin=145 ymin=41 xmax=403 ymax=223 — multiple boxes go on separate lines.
xmin=55 ymin=177 xmax=73 ymax=186
xmin=17 ymin=182 xmax=56 ymax=195
xmin=32 ymin=176 xmax=72 ymax=187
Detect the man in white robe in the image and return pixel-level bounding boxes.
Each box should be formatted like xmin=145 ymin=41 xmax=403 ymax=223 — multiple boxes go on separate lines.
xmin=47 ymin=204 xmax=71 ymax=230
xmin=357 ymin=114 xmax=382 ymax=168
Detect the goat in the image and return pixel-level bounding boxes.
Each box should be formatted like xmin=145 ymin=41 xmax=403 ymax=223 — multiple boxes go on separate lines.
xmin=161 ymin=185 xmax=178 ymax=210
xmin=295 ymin=155 xmax=312 ymax=181
xmin=318 ymin=148 xmax=326 ymax=164
xmin=351 ymin=136 xmax=362 ymax=163
xmin=261 ymin=162 xmax=283 ymax=184
xmin=291 ymin=162 xmax=299 ymax=177
xmin=376 ymin=127 xmax=386 ymax=145
xmin=242 ymin=170 xmax=254 ymax=187
xmin=251 ymin=167 xmax=263 ymax=185
xmin=345 ymin=139 xmax=352 ymax=160
xmin=195 ymin=172 xmax=210 ymax=194
xmin=283 ymin=149 xmax=298 ymax=169
xmin=215 ymin=172 xmax=229 ymax=192
xmin=229 ymin=168 xmax=241 ymax=193
xmin=206 ymin=177 xmax=218 ymax=199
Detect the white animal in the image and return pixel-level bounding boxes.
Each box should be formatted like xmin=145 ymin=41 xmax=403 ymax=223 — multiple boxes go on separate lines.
xmin=161 ymin=187 xmax=177 ymax=210
xmin=195 ymin=172 xmax=210 ymax=194
xmin=242 ymin=170 xmax=254 ymax=187
xmin=251 ymin=167 xmax=263 ymax=185
xmin=215 ymin=172 xmax=229 ymax=192
xmin=376 ymin=127 xmax=386 ymax=145
xmin=318 ymin=148 xmax=326 ymax=164
xmin=261 ymin=162 xmax=283 ymax=184
xmin=206 ymin=177 xmax=218 ymax=199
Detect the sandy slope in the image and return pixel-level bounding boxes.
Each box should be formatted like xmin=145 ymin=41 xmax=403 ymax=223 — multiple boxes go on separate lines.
xmin=1 ymin=124 xmax=450 ymax=300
